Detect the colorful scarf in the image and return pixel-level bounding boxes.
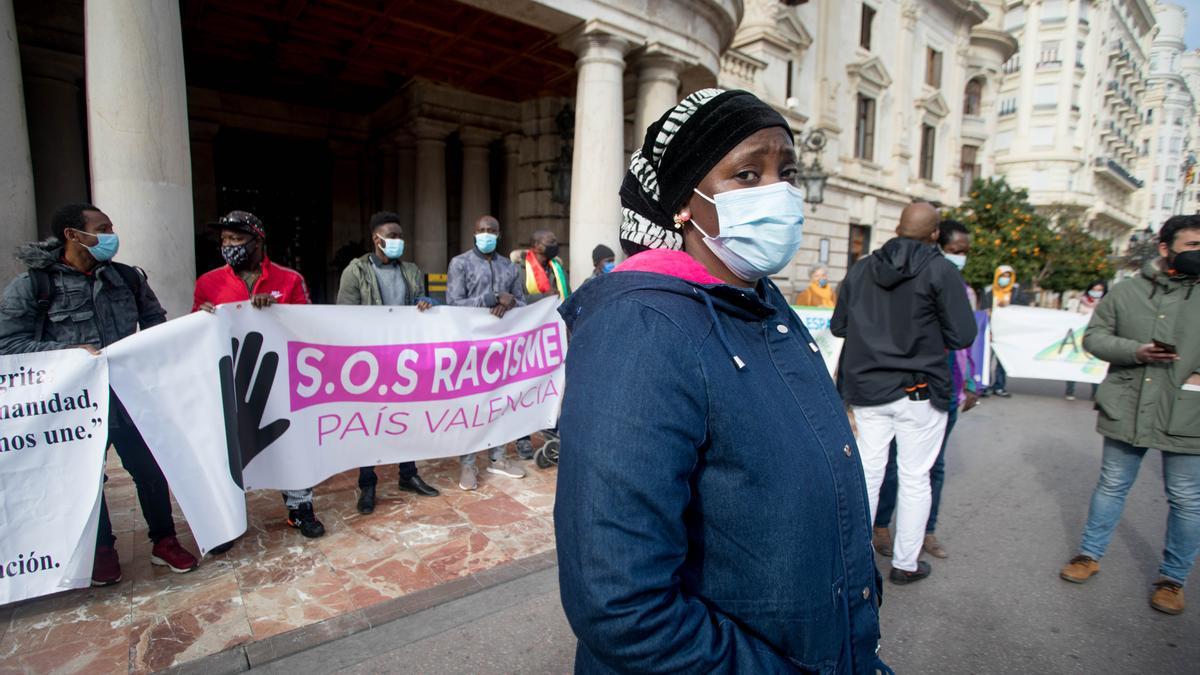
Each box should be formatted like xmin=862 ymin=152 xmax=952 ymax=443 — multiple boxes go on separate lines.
xmin=525 ymin=249 xmax=570 ymax=299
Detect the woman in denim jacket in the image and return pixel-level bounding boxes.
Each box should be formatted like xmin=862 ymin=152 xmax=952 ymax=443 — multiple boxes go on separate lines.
xmin=555 ymin=90 xmax=884 ymax=674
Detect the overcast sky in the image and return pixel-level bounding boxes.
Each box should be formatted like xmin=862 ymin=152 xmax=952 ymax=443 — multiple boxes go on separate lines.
xmin=1184 ymin=0 xmax=1200 ymax=50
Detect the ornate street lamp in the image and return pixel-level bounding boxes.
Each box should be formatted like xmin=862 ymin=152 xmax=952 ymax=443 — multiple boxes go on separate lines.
xmin=795 ymin=128 xmax=828 ymax=205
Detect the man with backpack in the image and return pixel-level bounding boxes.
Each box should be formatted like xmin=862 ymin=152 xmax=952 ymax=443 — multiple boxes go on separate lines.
xmin=0 ymin=203 xmax=200 ymax=586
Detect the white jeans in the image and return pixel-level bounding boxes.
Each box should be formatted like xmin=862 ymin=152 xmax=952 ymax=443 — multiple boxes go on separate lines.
xmin=853 ymin=398 xmax=948 ymax=571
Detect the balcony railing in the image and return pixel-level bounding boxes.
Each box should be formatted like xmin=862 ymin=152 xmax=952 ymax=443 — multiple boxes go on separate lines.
xmin=1093 ymin=156 xmax=1145 ymax=189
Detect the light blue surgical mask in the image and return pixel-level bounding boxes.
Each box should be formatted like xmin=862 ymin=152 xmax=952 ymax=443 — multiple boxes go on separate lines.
xmin=475 ymin=232 xmax=498 ymax=254
xmin=998 ymin=276 xmax=1012 ymax=288
xmin=691 ymin=181 xmax=805 ymax=282
xmin=817 ymin=278 xmax=829 ymax=288
xmin=378 ymin=237 xmax=405 ymax=259
xmin=75 ymin=229 xmax=119 ymax=262
xmin=602 ymin=261 xmax=615 ymax=274
xmin=944 ymin=253 xmax=967 ymax=271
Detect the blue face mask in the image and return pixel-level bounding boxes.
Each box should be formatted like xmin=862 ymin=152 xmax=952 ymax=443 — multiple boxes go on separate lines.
xmin=75 ymin=230 xmax=119 ymax=262
xmin=378 ymin=237 xmax=405 ymax=259
xmin=602 ymin=261 xmax=616 ymax=274
xmin=475 ymin=232 xmax=498 ymax=254
xmin=998 ymin=276 xmax=1012 ymax=288
xmin=817 ymin=278 xmax=829 ymax=288
xmin=691 ymin=181 xmax=805 ymax=282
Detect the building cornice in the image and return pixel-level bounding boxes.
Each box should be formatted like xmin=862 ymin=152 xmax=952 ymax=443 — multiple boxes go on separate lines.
xmin=969 ymin=27 xmax=1018 ymax=63
xmin=927 ymin=0 xmax=989 ymax=26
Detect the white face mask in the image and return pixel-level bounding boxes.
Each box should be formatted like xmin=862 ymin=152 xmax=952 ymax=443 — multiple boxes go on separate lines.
xmin=943 ymin=252 xmax=967 ymax=271
xmin=690 ymin=181 xmax=806 ymax=282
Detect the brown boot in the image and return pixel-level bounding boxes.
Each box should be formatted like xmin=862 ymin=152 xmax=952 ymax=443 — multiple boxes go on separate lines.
xmin=872 ymin=527 xmax=893 ymax=557
xmin=923 ymin=533 xmax=948 ymax=559
xmin=1150 ymin=579 xmax=1184 ymax=615
xmin=1059 ymin=554 xmax=1100 ymax=583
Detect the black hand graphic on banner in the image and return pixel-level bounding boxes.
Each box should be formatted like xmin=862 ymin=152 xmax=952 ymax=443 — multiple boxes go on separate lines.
xmin=218 ymin=332 xmax=290 ymax=489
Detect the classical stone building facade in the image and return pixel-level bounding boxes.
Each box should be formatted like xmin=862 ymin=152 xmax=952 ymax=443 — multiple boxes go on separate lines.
xmin=991 ymin=0 xmax=1155 ymax=246
xmin=720 ymin=0 xmax=1019 ymax=292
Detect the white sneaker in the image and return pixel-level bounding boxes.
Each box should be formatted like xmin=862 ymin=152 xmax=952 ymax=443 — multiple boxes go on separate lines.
xmin=1065 ymin=395 xmax=1076 ymax=401
xmin=487 ymin=458 xmax=526 ymax=479
xmin=458 ymin=463 xmax=478 ymax=491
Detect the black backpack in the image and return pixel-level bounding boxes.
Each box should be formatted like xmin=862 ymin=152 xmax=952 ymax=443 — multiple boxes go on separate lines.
xmin=29 ymin=264 xmax=146 ymax=342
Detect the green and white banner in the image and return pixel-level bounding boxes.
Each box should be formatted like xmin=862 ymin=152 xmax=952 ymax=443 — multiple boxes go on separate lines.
xmin=990 ymin=306 xmax=1108 ymax=384
xmin=791 ymin=306 xmax=843 ymax=376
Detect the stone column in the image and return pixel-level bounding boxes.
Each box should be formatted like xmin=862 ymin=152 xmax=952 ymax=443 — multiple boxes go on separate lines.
xmin=633 ymin=46 xmax=688 ymax=140
xmin=20 ymin=47 xmax=88 ymax=234
xmin=86 ymin=0 xmax=194 ymax=318
xmin=567 ymin=22 xmax=638 ymax=288
xmin=459 ymin=127 xmax=497 ymax=251
xmin=412 ymin=119 xmax=453 ymax=273
xmin=1 ymin=0 xmax=38 ymax=283
xmin=502 ymin=133 xmax=522 ymax=239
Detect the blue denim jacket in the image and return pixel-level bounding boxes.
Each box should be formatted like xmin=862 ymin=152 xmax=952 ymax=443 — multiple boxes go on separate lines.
xmin=555 ymin=268 xmax=883 ymax=674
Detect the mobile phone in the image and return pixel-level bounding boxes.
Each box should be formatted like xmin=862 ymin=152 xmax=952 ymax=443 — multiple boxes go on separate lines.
xmin=1152 ymin=339 xmax=1177 ymax=354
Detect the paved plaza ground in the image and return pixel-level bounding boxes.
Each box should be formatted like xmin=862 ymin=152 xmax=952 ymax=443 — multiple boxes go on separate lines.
xmin=0 ymin=440 xmax=557 ymax=673
xmin=3 ymin=381 xmax=1199 ymax=674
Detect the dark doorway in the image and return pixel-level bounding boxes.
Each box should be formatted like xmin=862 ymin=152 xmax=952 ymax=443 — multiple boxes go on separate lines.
xmin=210 ymin=129 xmax=333 ymax=302
xmin=848 ymin=223 xmax=872 ymax=269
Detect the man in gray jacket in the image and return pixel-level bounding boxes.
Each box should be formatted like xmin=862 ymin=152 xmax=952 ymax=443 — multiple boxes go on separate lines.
xmin=446 ymin=215 xmax=527 ymax=490
xmin=337 ymin=211 xmax=440 ymax=514
xmin=0 ymin=203 xmax=199 ymax=586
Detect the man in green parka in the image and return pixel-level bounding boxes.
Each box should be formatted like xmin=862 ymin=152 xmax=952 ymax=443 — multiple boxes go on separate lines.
xmin=337 ymin=211 xmax=441 ymax=514
xmin=1059 ymin=215 xmax=1200 ymax=616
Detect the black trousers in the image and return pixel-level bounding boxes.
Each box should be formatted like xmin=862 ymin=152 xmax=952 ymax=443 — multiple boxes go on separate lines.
xmin=95 ymin=394 xmax=176 ymax=549
xmin=358 ymin=461 xmax=418 ymax=488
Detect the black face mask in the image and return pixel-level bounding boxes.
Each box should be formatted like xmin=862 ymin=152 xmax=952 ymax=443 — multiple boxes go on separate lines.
xmin=221 ymin=240 xmax=258 ymax=270
xmin=1169 ymin=249 xmax=1200 ymax=277
xmin=541 ymin=243 xmax=560 ymax=260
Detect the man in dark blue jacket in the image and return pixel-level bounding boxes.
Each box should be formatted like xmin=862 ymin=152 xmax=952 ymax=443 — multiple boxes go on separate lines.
xmin=832 ymin=201 xmax=976 ymax=584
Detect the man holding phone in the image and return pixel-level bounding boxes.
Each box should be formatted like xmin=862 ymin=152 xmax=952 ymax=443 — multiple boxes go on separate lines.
xmin=1059 ymin=214 xmax=1200 ymax=616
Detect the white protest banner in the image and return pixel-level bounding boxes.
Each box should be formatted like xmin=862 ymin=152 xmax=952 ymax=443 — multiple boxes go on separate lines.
xmin=0 ymin=349 xmax=108 ymax=604
xmin=108 ymin=299 xmax=566 ymax=553
xmin=791 ymin=306 xmax=843 ymax=376
xmin=990 ymin=305 xmax=1108 ymax=383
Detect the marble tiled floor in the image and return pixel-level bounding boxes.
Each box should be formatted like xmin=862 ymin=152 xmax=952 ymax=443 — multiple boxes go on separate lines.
xmin=0 ymin=443 xmax=558 ymax=674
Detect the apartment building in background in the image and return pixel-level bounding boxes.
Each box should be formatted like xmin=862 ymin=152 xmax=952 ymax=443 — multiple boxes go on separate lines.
xmin=992 ymin=0 xmax=1155 ymax=248
xmin=1140 ymin=3 xmax=1200 ymax=232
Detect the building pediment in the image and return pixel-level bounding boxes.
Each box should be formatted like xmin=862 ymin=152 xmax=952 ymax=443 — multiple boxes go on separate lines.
xmin=918 ymin=92 xmax=951 ymax=119
xmin=847 ymin=57 xmax=893 ymax=95
xmin=732 ymin=8 xmax=813 ymax=53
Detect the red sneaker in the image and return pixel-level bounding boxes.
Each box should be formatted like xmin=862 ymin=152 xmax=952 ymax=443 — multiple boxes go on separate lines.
xmin=150 ymin=536 xmax=199 ymax=573
xmin=91 ymin=545 xmax=122 ymax=586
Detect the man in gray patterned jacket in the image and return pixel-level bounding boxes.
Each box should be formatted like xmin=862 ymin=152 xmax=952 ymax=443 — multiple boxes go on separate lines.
xmin=446 ymin=215 xmax=528 ymax=490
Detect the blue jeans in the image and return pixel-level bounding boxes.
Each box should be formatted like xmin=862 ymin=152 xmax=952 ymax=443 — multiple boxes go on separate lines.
xmin=992 ymin=361 xmax=1008 ymax=392
xmin=874 ymin=402 xmax=959 ymax=533
xmin=1078 ymin=438 xmax=1200 ymax=585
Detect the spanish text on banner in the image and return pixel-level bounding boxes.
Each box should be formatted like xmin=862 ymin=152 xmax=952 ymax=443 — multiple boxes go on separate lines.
xmin=0 ymin=349 xmax=108 ymax=605
xmin=107 ymin=299 xmax=566 ymax=554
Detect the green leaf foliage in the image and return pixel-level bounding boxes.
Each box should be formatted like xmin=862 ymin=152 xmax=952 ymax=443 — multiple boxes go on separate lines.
xmin=946 ymin=177 xmax=1111 ymax=294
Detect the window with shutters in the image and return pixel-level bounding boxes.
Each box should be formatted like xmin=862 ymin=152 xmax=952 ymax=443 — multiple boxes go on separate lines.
xmin=860 ymin=4 xmax=875 ymax=50
xmin=855 ymin=94 xmax=876 ymax=161
xmin=919 ymin=124 xmax=936 ymax=180
xmin=926 ymin=48 xmax=943 ymax=88
xmin=960 ymin=145 xmax=980 ymax=197
xmin=964 ymin=78 xmax=983 ymax=116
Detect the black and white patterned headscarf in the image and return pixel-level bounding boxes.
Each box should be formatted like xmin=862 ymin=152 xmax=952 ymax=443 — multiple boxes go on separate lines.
xmin=619 ymin=88 xmax=790 ymax=256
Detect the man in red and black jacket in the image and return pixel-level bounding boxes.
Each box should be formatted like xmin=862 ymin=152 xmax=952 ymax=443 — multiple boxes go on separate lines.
xmin=193 ymin=211 xmax=325 ymax=546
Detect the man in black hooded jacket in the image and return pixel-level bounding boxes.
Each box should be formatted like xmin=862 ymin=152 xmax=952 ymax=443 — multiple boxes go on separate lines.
xmin=832 ymin=201 xmax=976 ymax=584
